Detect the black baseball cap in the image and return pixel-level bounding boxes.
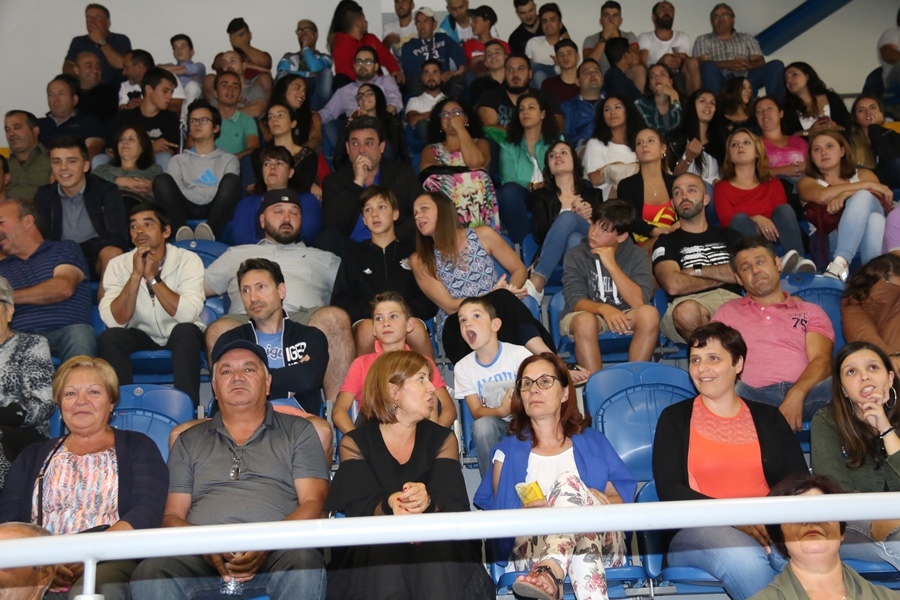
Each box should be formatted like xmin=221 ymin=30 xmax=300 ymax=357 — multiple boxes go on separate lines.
xmin=210 ymin=339 xmax=269 ymax=367
xmin=259 ymin=188 xmax=301 ymax=213
xmin=468 ymin=5 xmax=497 ymax=25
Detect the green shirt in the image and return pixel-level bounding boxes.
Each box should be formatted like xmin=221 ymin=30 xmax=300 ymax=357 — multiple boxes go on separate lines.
xmin=810 ymin=407 xmax=900 ymax=493
xmin=216 ymin=110 xmax=258 ymax=155
xmin=750 ymin=562 xmax=900 ymax=600
xmin=7 ymin=145 xmax=51 ymax=201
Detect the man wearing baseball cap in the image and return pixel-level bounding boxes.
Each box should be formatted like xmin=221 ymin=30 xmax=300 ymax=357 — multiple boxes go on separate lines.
xmin=401 ymin=6 xmax=467 ymax=97
xmin=462 ymin=6 xmax=510 ymax=74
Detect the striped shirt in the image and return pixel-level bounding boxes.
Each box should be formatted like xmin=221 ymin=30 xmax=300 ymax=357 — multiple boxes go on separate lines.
xmin=692 ymin=32 xmax=762 ymax=76
xmin=0 ymin=240 xmax=92 ymax=332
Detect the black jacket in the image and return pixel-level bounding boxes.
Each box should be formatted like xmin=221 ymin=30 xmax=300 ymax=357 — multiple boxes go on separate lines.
xmin=617 ymin=172 xmax=676 ymax=240
xmin=652 ymin=396 xmax=807 ymax=503
xmin=216 ymin=312 xmax=329 ymax=415
xmin=530 ymin=185 xmax=603 ymax=245
xmin=331 ymin=237 xmax=437 ymax=323
xmin=33 ymin=173 xmax=129 ymax=252
xmin=321 ymin=159 xmax=422 ymax=239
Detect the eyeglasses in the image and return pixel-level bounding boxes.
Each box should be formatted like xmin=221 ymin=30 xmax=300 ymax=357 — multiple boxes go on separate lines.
xmin=296 ymin=26 xmax=316 ymax=34
xmin=517 ymin=375 xmax=559 ymax=392
xmin=711 ymin=12 xmax=734 ymax=20
xmin=354 ymin=58 xmax=376 ymax=66
xmin=355 ymin=90 xmax=376 ymax=101
xmin=189 ymin=117 xmax=212 ymax=126
xmin=229 ymin=445 xmax=244 ymax=480
xmin=440 ymin=109 xmax=465 ymax=120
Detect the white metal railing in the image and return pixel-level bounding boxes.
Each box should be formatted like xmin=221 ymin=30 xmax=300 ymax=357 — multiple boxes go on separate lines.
xmin=1 ymin=492 xmax=899 ymax=598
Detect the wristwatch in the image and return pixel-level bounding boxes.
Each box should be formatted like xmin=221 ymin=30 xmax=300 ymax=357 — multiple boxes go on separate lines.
xmin=693 ymin=268 xmax=702 ymax=277
xmin=97 ymin=38 xmax=107 ymax=47
xmin=152 ymin=275 xmax=163 ymax=286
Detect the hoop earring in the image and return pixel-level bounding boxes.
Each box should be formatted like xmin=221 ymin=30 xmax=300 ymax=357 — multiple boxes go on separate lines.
xmin=887 ymin=387 xmax=898 ymax=410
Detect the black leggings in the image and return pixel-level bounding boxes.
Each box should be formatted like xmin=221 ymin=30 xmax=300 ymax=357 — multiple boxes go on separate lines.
xmin=151 ymin=172 xmax=242 ymax=238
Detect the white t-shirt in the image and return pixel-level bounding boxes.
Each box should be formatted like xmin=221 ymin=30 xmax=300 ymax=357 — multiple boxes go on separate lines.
xmin=524 ymin=36 xmax=559 ymax=69
xmin=582 ymin=139 xmax=638 ymax=199
xmin=877 ymin=27 xmax=900 ymax=84
xmin=405 ymin=92 xmax=447 ymax=115
xmin=688 ymin=150 xmax=720 ymax=186
xmin=637 ymin=30 xmax=693 ymax=66
xmin=453 ymin=342 xmax=532 ymax=405
xmin=383 ymin=18 xmax=418 ymax=55
xmin=492 ymin=447 xmax=579 ymax=496
xmin=118 ymin=77 xmax=186 ymax=106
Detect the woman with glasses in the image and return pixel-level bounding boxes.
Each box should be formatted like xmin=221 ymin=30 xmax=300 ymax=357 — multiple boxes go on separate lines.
xmin=0 ymin=356 xmax=167 ymax=600
xmin=653 ymin=322 xmax=808 ymax=600
xmin=474 ymin=352 xmax=636 ymax=600
xmin=420 ymin=97 xmax=498 ymax=230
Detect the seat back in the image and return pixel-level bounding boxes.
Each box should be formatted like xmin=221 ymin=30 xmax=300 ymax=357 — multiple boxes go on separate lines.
xmin=118 ymin=384 xmax=196 ymax=423
xmin=110 ymin=408 xmax=181 ymax=461
xmin=780 ymin=273 xmax=845 ymax=355
xmin=584 ymin=363 xmax=695 ymax=481
xmin=172 ymin=240 xmax=229 ymax=268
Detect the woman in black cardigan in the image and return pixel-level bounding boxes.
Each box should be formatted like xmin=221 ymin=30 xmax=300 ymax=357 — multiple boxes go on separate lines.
xmin=782 ymin=62 xmax=850 ymax=136
xmin=652 ymin=323 xmax=807 ymax=600
xmin=617 ymin=127 xmax=677 ymax=250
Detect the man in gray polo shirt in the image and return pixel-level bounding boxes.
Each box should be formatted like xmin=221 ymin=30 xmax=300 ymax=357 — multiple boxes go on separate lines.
xmin=130 ymin=339 xmax=329 ymax=600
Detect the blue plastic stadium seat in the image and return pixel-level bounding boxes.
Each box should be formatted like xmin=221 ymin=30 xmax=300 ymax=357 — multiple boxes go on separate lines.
xmin=172 ymin=239 xmax=229 ymax=268
xmin=780 ymin=273 xmax=846 ymax=356
xmin=584 ymin=362 xmax=695 ymax=481
xmin=458 ymin=397 xmax=479 ymax=469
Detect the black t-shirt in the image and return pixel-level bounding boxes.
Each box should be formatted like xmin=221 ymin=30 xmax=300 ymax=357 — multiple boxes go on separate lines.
xmin=112 ymin=107 xmax=180 ymax=147
xmin=78 ymin=85 xmax=119 ymax=125
xmin=509 ymin=24 xmax=542 ymax=55
xmin=651 ymin=226 xmax=742 ymax=299
xmin=477 ymin=87 xmax=563 ymax=128
xmin=468 ymin=76 xmax=501 ymax=107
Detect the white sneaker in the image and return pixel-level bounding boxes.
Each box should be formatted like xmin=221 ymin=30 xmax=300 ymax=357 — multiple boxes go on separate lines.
xmin=780 ymin=250 xmax=799 ymax=275
xmin=523 ymin=279 xmax=544 ymax=304
xmin=194 ymin=223 xmax=215 ymax=241
xmin=824 ymin=257 xmax=849 ymax=281
xmin=175 ymin=225 xmax=194 ymax=241
xmin=794 ymin=259 xmax=817 ymax=274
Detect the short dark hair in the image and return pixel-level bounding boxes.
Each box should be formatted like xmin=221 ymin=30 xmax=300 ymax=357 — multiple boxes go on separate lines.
xmin=128 ymin=202 xmax=171 ymax=229
xmin=601 ymin=1 xmax=622 ymax=12
xmin=226 ymin=17 xmax=249 ymax=34
xmin=4 ymin=110 xmax=38 ymax=129
xmin=141 ymin=67 xmax=177 ymax=92
xmin=237 ymin=257 xmax=285 ymax=288
xmin=359 ymin=184 xmax=398 ymax=212
xmin=130 ymin=49 xmax=155 ymax=70
xmin=187 ymin=99 xmax=222 ymax=139
xmin=85 ymin=3 xmax=110 ymax=18
xmin=47 ymin=136 xmax=88 ymax=161
xmin=765 ymin=474 xmax=846 ymax=560
xmin=421 ymin=58 xmax=442 ymax=73
xmin=513 ymin=0 xmax=532 ymax=8
xmin=539 ymin=3 xmax=561 ymax=19
xmin=459 ymin=296 xmax=498 ymax=320
xmin=371 ymin=291 xmax=411 ymax=319
xmin=355 ymin=45 xmax=379 ymax=64
xmin=688 ymin=322 xmax=747 ymax=367
xmin=506 ymin=52 xmax=532 ymax=70
xmin=49 ymin=74 xmax=79 ymax=97
xmin=259 ymin=144 xmax=293 ymax=165
xmin=2 ymin=198 xmax=43 ymax=230
xmin=729 ymin=235 xmax=777 ymax=272
xmin=214 ymin=70 xmax=242 ymax=90
xmin=170 ymin=34 xmax=194 ymax=50
xmin=484 ymin=39 xmax=506 ymax=54
xmin=605 ymin=37 xmax=630 ymax=65
xmin=592 ymin=199 xmax=634 ymax=235
xmin=710 ymin=3 xmax=734 ymax=18
xmin=554 ymin=39 xmax=577 ymax=54
xmin=577 ymin=59 xmax=600 ymax=77
xmin=346 ymin=115 xmax=385 ymax=142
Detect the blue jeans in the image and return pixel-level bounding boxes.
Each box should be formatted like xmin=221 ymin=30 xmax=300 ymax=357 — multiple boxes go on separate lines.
xmin=533 ymin=210 xmax=589 ymax=281
xmin=727 ymin=204 xmax=804 ymax=255
xmin=308 ymin=69 xmax=333 ymax=112
xmin=699 ymin=59 xmax=786 ymax=102
xmin=130 ymin=549 xmax=326 ymax=600
xmin=668 ymin=526 xmax=788 ymax=600
xmin=841 ymin=520 xmax=900 ymax=571
xmin=496 ymin=183 xmax=533 ymax=245
xmin=530 ymin=63 xmax=557 ymax=89
xmin=472 ymin=415 xmax=508 ymax=477
xmin=829 ymin=190 xmax=886 ymax=264
xmin=735 ymin=377 xmax=832 ymax=422
xmin=40 ymin=323 xmax=97 ymax=362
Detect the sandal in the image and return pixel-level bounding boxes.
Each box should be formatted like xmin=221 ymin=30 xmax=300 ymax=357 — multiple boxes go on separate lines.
xmin=512 ymin=564 xmax=563 ymax=600
xmin=568 ymin=364 xmax=591 ymax=388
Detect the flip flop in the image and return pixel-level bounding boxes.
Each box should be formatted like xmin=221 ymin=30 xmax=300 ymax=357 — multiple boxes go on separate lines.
xmin=511 ymin=565 xmax=563 ymax=600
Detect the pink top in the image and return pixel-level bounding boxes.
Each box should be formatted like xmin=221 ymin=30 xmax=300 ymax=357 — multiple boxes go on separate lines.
xmin=32 ymin=446 xmax=120 ymax=535
xmin=713 ymin=178 xmax=787 ymax=228
xmin=713 ymin=292 xmax=834 ymax=387
xmin=763 ymin=136 xmax=808 ymax=168
xmin=340 ymin=341 xmax=448 ymax=410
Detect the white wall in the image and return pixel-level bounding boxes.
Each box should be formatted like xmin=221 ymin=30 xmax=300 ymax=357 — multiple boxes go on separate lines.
xmin=0 ymin=0 xmax=894 ymax=123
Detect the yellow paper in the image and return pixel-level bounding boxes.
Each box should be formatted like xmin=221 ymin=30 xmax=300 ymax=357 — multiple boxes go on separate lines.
xmin=515 ymin=481 xmax=545 ymax=505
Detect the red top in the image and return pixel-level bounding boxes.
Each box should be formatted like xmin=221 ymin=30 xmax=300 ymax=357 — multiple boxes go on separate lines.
xmin=713 ymin=177 xmax=786 ymax=228
xmin=332 ymin=32 xmax=401 ymax=80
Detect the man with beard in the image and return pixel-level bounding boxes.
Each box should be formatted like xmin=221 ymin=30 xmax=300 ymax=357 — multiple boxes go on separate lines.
xmin=3 ymin=111 xmax=50 ymax=201
xmin=382 ymin=0 xmax=417 ymax=58
xmin=561 ymin=59 xmax=604 ymax=150
xmin=405 ymin=60 xmax=447 ymax=141
xmin=508 ymin=0 xmax=541 ymax=55
xmin=400 ymin=7 xmax=466 ymax=98
xmin=637 ymin=1 xmax=700 ymax=94
xmin=72 ymin=51 xmax=118 ymax=124
xmin=203 ymin=189 xmax=353 ymax=411
xmin=651 ymin=172 xmax=743 ymax=345
xmin=476 ymin=54 xmax=564 ymax=131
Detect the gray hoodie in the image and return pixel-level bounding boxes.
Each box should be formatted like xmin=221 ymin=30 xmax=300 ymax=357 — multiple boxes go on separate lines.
xmin=561 ymin=236 xmax=654 ymax=319
xmin=167 ymin=147 xmax=239 ymax=205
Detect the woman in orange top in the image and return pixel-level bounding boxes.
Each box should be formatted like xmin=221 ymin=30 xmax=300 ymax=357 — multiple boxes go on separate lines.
xmin=652 ymin=322 xmax=807 ymax=600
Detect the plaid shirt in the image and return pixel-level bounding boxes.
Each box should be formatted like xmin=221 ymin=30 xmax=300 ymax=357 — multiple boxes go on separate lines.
xmin=692 ymin=31 xmax=762 ymax=76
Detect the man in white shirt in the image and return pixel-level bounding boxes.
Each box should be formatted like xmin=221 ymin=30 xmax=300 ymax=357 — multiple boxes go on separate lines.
xmin=383 ymin=0 xmax=418 ymax=59
xmin=406 ymin=60 xmax=446 ymax=142
xmin=637 ymin=1 xmax=700 ymax=94
xmin=878 ymin=9 xmax=900 ymax=89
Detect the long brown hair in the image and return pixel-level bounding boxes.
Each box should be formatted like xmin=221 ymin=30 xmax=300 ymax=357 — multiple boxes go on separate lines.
xmin=829 ymin=341 xmax=900 ymax=469
xmin=413 ymin=191 xmax=463 ymax=278
xmin=843 ymin=254 xmax=900 ymax=304
xmin=509 ymin=353 xmax=589 ymax=445
xmin=804 ymin=129 xmax=857 ymax=181
xmin=848 ymin=95 xmax=880 ymax=169
xmin=721 ymin=128 xmax=771 ymax=183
